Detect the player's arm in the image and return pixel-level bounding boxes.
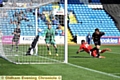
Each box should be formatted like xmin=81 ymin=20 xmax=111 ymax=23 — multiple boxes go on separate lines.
xmin=17 ymin=29 xmax=21 ymax=36
xmin=42 ymin=29 xmax=47 ymax=37
xmin=40 ymin=29 xmax=47 ymax=40
xmin=76 ymin=49 xmax=84 ymax=54
xmin=100 ymin=32 xmax=105 ymax=36
xmin=92 ymin=33 xmax=95 ymax=40
xmin=52 ymin=29 xmax=55 ymax=40
xmin=76 ymin=46 xmax=84 ymax=54
xmin=12 ymin=29 xmax=16 ymax=34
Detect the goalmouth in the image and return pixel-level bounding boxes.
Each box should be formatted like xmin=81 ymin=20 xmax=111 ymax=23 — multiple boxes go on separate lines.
xmin=0 ymin=0 xmax=68 ymax=64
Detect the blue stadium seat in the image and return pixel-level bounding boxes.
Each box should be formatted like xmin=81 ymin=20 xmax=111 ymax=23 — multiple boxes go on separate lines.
xmin=64 ymin=2 xmax=120 ymax=36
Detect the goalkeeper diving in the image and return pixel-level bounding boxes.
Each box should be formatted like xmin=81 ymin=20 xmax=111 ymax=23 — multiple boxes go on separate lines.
xmin=42 ymin=22 xmax=58 ymax=56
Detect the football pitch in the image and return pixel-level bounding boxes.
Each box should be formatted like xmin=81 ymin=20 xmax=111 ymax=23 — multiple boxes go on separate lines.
xmin=0 ymin=45 xmax=120 ymax=80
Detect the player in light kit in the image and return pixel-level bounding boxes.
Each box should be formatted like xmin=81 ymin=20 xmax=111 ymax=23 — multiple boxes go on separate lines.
xmin=43 ymin=22 xmax=58 ymax=56
xmin=76 ymin=40 xmax=111 ymax=58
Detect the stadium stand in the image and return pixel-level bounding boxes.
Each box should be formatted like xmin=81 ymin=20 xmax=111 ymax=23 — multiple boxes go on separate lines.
xmin=1 ymin=0 xmax=120 ymax=41
xmin=60 ymin=0 xmax=120 ymax=37
xmin=101 ymin=0 xmax=120 ymax=30
xmin=1 ymin=3 xmax=63 ymax=36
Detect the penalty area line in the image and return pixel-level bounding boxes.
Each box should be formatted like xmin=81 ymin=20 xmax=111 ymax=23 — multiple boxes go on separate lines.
xmin=67 ymin=63 xmax=120 ymax=79
xmin=107 ymin=52 xmax=120 ymax=55
xmin=112 ymin=73 xmax=120 ymax=74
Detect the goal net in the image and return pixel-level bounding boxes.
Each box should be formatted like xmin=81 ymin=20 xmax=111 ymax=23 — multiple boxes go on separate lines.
xmin=0 ymin=0 xmax=67 ymax=64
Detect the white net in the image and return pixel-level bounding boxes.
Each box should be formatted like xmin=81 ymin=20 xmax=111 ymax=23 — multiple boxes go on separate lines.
xmin=0 ymin=0 xmax=66 ymax=64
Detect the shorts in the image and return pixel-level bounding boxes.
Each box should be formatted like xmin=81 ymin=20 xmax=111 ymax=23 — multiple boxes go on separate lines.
xmin=91 ymin=50 xmax=100 ymax=57
xmin=45 ymin=39 xmax=56 ymax=45
xmin=94 ymin=40 xmax=101 ymax=46
xmin=12 ymin=36 xmax=20 ymax=42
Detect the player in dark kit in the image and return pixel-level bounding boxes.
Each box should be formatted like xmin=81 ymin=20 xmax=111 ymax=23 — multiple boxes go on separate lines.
xmin=11 ymin=25 xmax=21 ymax=52
xmin=91 ymin=28 xmax=105 ymax=57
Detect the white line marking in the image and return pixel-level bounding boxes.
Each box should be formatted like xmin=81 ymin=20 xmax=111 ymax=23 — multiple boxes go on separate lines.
xmin=107 ymin=52 xmax=120 ymax=54
xmin=3 ymin=48 xmax=120 ymax=78
xmin=5 ymin=47 xmax=63 ymax=64
xmin=112 ymin=73 xmax=120 ymax=74
xmin=67 ymin=63 xmax=120 ymax=79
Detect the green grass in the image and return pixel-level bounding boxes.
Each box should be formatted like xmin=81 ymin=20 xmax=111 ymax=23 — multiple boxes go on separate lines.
xmin=0 ymin=45 xmax=120 ymax=80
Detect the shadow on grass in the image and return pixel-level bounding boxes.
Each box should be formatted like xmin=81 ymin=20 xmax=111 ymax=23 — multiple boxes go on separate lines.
xmin=69 ymin=56 xmax=92 ymax=58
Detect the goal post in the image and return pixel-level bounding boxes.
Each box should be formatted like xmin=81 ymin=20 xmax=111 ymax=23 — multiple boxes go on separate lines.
xmin=64 ymin=0 xmax=68 ymax=63
xmin=0 ymin=0 xmax=68 ymax=64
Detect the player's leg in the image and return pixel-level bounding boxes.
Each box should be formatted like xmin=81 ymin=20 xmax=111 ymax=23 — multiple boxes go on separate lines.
xmin=15 ymin=37 xmax=20 ymax=52
xmin=11 ymin=37 xmax=15 ymax=51
xmin=52 ymin=40 xmax=58 ymax=56
xmin=100 ymin=48 xmax=111 ymax=53
xmin=15 ymin=41 xmax=19 ymax=52
xmin=91 ymin=50 xmax=105 ymax=58
xmin=91 ymin=46 xmax=100 ymax=58
xmin=91 ymin=50 xmax=98 ymax=57
xmin=45 ymin=39 xmax=51 ymax=55
xmin=98 ymin=56 xmax=105 ymax=58
xmin=46 ymin=43 xmax=51 ymax=55
xmin=53 ymin=44 xmax=58 ymax=56
xmin=11 ymin=42 xmax=14 ymax=51
xmin=96 ymin=45 xmax=100 ymax=57
xmin=93 ymin=41 xmax=101 ymax=57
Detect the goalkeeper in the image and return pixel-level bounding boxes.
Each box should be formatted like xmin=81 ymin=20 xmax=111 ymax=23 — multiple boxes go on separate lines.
xmin=43 ymin=22 xmax=58 ymax=56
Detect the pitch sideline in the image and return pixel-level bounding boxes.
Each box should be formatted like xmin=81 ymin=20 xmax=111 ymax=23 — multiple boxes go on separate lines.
xmin=67 ymin=62 xmax=120 ymax=79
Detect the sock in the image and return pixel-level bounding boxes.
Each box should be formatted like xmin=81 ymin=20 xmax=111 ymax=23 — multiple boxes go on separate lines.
xmin=16 ymin=42 xmax=18 ymax=50
xmin=47 ymin=46 xmax=50 ymax=51
xmin=55 ymin=48 xmax=58 ymax=53
xmin=96 ymin=48 xmax=100 ymax=58
xmin=16 ymin=46 xmax=18 ymax=49
xmin=101 ymin=50 xmax=106 ymax=53
xmin=11 ymin=45 xmax=13 ymax=49
xmin=16 ymin=46 xmax=18 ymax=51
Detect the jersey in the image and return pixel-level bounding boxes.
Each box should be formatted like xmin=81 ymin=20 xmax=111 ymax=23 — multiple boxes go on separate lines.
xmin=92 ymin=32 xmax=105 ymax=42
xmin=13 ymin=28 xmax=21 ymax=37
xmin=80 ymin=43 xmax=92 ymax=53
xmin=44 ymin=28 xmax=55 ymax=40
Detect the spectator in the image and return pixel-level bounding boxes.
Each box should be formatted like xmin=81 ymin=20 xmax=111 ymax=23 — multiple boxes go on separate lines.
xmin=67 ymin=13 xmax=70 ymax=26
xmin=52 ymin=17 xmax=59 ymax=25
xmin=9 ymin=19 xmax=18 ymax=25
xmin=3 ymin=11 xmax=8 ymax=18
xmin=56 ymin=24 xmax=62 ymax=31
xmin=71 ymin=34 xmax=77 ymax=43
xmin=86 ymin=32 xmax=91 ymax=44
xmin=61 ymin=30 xmax=65 ymax=36
xmin=41 ymin=13 xmax=46 ymax=22
xmin=49 ymin=12 xmax=55 ymax=20
xmin=13 ymin=11 xmax=19 ymax=17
